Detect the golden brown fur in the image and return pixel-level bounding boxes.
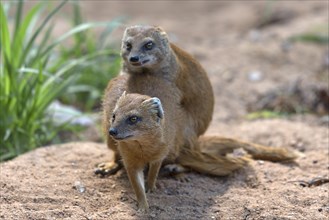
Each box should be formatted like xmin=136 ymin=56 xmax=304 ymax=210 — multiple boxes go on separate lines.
xmin=98 ymin=25 xmax=300 ymax=212
xmin=108 ymin=93 xmax=168 ymax=212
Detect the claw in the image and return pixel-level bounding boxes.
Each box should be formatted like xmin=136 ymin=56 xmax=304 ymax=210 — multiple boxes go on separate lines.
xmin=162 ymin=164 xmax=188 ymax=174
xmin=137 ymin=204 xmax=149 ymax=213
xmin=146 ymin=185 xmax=157 ymax=193
xmin=173 ymin=173 xmax=191 ymax=182
xmin=94 ymin=161 xmax=123 ymax=176
xmin=161 ymin=164 xmax=190 ymax=182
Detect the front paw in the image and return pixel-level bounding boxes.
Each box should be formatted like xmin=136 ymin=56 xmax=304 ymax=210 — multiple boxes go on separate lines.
xmin=146 ymin=184 xmax=157 ymax=193
xmin=137 ymin=203 xmax=149 ymax=213
xmin=161 ymin=164 xmax=190 ymax=182
xmin=94 ymin=161 xmax=122 ymax=176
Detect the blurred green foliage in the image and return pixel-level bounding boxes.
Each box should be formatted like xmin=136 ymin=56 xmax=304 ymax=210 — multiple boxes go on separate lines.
xmin=0 ymin=0 xmax=121 ymax=160
xmin=246 ymin=111 xmax=286 ymax=120
xmin=58 ymin=2 xmax=123 ymax=110
xmin=289 ymin=32 xmax=329 ymax=45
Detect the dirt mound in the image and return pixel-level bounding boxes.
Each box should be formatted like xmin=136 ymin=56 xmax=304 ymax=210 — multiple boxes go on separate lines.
xmin=1 ymin=120 xmax=328 ymax=219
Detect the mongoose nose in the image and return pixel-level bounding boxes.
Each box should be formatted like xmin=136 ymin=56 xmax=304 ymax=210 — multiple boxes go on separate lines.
xmin=109 ymin=128 xmax=118 ymax=136
xmin=129 ymin=56 xmax=139 ymax=63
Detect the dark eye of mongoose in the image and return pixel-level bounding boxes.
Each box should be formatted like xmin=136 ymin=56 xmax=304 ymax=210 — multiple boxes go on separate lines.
xmin=127 ymin=116 xmax=140 ymax=125
xmin=130 ymin=116 xmax=137 ymax=123
xmin=126 ymin=43 xmax=132 ymax=51
xmin=144 ymin=41 xmax=153 ymax=50
xmin=112 ymin=114 xmax=115 ymax=122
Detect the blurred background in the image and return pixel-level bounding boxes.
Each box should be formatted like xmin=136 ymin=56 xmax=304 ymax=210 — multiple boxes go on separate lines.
xmin=1 ymin=0 xmax=328 ymax=160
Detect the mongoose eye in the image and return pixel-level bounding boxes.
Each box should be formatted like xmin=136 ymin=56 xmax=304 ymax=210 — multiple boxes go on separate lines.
xmin=126 ymin=43 xmax=132 ymax=51
xmin=144 ymin=41 xmax=153 ymax=50
xmin=128 ymin=116 xmax=139 ymax=125
xmin=112 ymin=114 xmax=116 ymax=122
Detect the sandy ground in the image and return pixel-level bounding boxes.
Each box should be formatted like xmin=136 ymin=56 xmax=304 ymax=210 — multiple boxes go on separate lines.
xmin=1 ymin=1 xmax=328 ymax=219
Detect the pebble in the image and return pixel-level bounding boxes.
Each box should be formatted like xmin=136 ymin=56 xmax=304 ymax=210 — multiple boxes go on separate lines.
xmin=74 ymin=181 xmax=86 ymax=193
xmin=257 ymin=160 xmax=264 ymax=165
xmin=248 ymin=71 xmax=263 ymax=82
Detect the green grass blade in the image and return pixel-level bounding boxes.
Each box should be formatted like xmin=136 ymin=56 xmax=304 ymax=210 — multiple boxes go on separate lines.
xmin=28 ymin=24 xmax=54 ymax=67
xmin=12 ymin=2 xmax=44 ymax=67
xmin=0 ymin=3 xmax=12 ymax=60
xmin=44 ymin=49 xmax=115 ymax=89
xmin=40 ymin=22 xmax=109 ymax=59
xmin=19 ymin=0 xmax=68 ymax=66
xmin=13 ymin=0 xmax=23 ymax=38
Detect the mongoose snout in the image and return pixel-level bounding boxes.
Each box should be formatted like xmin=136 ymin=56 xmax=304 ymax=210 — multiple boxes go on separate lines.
xmin=129 ymin=56 xmax=139 ymax=63
xmin=108 ymin=128 xmax=118 ymax=137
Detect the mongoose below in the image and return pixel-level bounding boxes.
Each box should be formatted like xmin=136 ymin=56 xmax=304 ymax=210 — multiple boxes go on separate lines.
xmin=96 ymin=25 xmax=300 ymax=212
xmin=108 ymin=92 xmax=167 ymax=212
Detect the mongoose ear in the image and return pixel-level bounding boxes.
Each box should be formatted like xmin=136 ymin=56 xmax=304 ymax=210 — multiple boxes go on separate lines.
xmin=117 ymin=91 xmax=127 ymax=103
xmin=142 ymin=97 xmax=164 ymax=119
xmin=123 ymin=26 xmax=132 ymax=35
xmin=120 ymin=91 xmax=127 ymax=98
xmin=155 ymin=26 xmax=167 ymax=38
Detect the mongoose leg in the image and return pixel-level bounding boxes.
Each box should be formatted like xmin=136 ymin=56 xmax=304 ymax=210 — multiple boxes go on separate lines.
xmin=126 ymin=167 xmax=149 ymax=212
xmin=147 ymin=160 xmax=162 ymax=192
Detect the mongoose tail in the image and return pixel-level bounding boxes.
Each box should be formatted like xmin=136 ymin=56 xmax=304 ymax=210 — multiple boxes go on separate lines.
xmin=178 ymin=147 xmax=251 ymax=176
xmin=198 ymin=136 xmax=301 ymax=162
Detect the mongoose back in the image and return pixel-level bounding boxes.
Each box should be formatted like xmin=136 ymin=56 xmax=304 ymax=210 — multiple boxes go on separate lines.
xmin=97 ymin=25 xmax=301 ymax=212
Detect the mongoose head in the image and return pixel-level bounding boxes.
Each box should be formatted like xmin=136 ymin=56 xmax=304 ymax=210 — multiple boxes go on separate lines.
xmin=121 ymin=25 xmax=170 ymax=72
xmin=109 ymin=92 xmax=164 ymax=142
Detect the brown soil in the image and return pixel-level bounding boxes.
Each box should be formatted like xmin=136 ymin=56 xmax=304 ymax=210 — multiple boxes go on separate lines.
xmin=1 ymin=1 xmax=328 ymax=219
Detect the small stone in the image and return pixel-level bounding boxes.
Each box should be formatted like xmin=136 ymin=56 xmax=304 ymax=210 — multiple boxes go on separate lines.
xmin=257 ymin=160 xmax=264 ymax=165
xmin=74 ymin=181 xmax=86 ymax=193
xmin=248 ymin=71 xmax=263 ymax=82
